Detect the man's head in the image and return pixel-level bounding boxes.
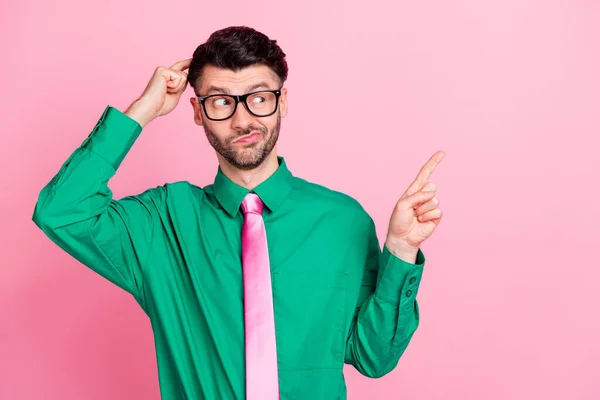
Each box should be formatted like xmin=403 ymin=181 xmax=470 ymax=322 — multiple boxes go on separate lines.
xmin=188 ymin=26 xmax=289 ymax=171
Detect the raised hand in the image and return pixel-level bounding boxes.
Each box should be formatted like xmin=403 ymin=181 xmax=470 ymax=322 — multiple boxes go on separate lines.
xmin=125 ymin=58 xmax=192 ymax=127
xmin=385 ymin=150 xmax=445 ymax=257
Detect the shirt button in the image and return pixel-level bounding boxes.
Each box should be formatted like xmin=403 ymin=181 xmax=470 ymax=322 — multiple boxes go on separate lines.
xmin=406 ymin=290 xmax=413 ymax=297
xmin=409 ymin=277 xmax=416 ymax=284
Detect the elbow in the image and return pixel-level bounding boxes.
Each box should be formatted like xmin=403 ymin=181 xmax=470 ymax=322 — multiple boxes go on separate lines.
xmin=32 ymin=199 xmax=67 ymax=233
xmin=31 ymin=190 xmax=83 ymax=232
xmin=32 ymin=206 xmax=58 ymax=239
xmin=351 ymin=328 xmax=419 ymax=378
xmin=349 ymin=347 xmax=399 ymax=379
xmin=32 ymin=201 xmax=49 ymax=230
xmin=32 ymin=192 xmax=59 ymax=231
xmin=358 ymin=357 xmax=398 ymax=379
xmin=32 ymin=185 xmax=54 ymax=229
xmin=361 ymin=368 xmax=388 ymax=379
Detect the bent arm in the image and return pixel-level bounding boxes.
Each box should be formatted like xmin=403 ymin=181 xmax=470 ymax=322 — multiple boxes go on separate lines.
xmin=32 ymin=106 xmax=165 ymax=303
xmin=345 ymin=216 xmax=425 ymax=378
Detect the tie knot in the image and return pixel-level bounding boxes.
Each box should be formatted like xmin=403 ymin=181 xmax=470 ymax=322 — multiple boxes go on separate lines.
xmin=241 ymin=193 xmax=264 ymax=215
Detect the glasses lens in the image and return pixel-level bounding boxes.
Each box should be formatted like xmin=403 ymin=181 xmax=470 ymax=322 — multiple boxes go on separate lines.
xmin=246 ymin=91 xmax=277 ymax=116
xmin=204 ymin=95 xmax=236 ymax=120
xmin=203 ymin=91 xmax=278 ymax=120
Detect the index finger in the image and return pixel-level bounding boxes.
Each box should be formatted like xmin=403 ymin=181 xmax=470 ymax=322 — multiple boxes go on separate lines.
xmin=405 ymin=150 xmax=445 ymax=195
xmin=170 ymin=58 xmax=193 ymax=72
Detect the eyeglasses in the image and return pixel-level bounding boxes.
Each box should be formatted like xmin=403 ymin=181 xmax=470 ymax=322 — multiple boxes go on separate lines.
xmin=197 ymin=89 xmax=282 ymax=121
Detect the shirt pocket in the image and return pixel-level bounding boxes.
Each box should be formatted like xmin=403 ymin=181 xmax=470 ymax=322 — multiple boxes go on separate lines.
xmin=273 ymin=269 xmax=348 ymax=371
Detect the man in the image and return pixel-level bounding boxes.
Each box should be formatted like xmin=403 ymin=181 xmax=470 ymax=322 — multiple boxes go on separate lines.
xmin=32 ymin=26 xmax=444 ymax=399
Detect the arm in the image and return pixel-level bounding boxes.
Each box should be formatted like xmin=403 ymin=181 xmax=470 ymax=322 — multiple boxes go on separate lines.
xmin=32 ymin=105 xmax=165 ymax=304
xmin=345 ymin=216 xmax=426 ymax=378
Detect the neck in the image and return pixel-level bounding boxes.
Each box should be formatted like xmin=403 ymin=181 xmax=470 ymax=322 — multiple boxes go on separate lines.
xmin=217 ymin=150 xmax=280 ymax=191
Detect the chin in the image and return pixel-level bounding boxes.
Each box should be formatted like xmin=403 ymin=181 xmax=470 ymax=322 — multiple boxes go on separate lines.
xmin=235 ymin=155 xmax=265 ymax=169
xmin=222 ymin=147 xmax=260 ymax=169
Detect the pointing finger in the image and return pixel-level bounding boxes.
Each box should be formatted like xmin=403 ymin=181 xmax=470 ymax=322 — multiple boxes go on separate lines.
xmin=404 ymin=150 xmax=445 ymax=197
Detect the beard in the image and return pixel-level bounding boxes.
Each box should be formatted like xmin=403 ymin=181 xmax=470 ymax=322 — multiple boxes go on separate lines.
xmin=203 ymin=113 xmax=281 ymax=171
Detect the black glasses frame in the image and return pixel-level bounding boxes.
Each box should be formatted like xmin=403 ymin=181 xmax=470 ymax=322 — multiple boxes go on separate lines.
xmin=197 ymin=89 xmax=282 ymax=121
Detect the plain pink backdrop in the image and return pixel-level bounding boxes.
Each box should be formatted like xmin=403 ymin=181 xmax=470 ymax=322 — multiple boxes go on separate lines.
xmin=2 ymin=0 xmax=599 ymax=399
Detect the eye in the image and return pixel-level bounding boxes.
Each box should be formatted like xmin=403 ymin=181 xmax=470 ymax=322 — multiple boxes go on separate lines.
xmin=251 ymin=96 xmax=266 ymax=104
xmin=212 ymin=97 xmax=231 ymax=107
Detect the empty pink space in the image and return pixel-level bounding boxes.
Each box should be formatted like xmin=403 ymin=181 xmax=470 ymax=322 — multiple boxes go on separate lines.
xmin=1 ymin=0 xmax=599 ymax=399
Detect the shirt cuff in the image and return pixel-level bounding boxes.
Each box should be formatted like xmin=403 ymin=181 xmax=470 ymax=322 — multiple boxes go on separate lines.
xmin=374 ymin=244 xmax=426 ymax=305
xmin=81 ymin=105 xmax=143 ymax=170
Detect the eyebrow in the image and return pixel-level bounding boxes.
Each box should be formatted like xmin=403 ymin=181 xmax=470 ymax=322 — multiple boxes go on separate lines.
xmin=205 ymin=82 xmax=272 ymax=95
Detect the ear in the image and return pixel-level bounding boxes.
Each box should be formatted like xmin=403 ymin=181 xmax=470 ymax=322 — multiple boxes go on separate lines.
xmin=190 ymin=97 xmax=203 ymax=126
xmin=279 ymin=87 xmax=288 ymax=118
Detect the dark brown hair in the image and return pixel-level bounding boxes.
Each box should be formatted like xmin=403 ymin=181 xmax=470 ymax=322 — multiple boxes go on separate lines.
xmin=187 ymin=26 xmax=288 ymax=93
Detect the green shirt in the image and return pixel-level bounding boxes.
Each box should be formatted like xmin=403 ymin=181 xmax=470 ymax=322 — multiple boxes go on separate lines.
xmin=32 ymin=105 xmax=426 ymax=400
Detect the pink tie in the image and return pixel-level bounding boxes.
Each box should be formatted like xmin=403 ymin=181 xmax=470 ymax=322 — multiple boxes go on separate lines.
xmin=241 ymin=193 xmax=279 ymax=399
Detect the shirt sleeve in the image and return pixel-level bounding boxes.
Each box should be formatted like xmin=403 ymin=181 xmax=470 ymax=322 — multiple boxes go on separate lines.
xmin=344 ymin=215 xmax=426 ymax=378
xmin=32 ymin=105 xmax=165 ymax=304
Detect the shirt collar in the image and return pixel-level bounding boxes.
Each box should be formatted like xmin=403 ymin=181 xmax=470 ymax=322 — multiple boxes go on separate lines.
xmin=213 ymin=156 xmax=294 ymax=217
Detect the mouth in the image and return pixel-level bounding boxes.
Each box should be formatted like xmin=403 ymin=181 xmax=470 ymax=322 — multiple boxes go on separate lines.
xmin=232 ymin=131 xmax=262 ymax=144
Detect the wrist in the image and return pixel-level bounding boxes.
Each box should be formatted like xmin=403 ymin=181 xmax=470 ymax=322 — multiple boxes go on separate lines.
xmin=384 ymin=236 xmax=419 ymax=263
xmin=124 ymin=98 xmax=156 ymax=128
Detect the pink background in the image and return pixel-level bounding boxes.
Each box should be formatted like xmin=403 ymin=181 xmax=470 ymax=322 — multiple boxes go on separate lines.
xmin=2 ymin=0 xmax=599 ymax=399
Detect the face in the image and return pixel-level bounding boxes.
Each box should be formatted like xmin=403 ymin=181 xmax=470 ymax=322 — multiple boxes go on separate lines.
xmin=190 ymin=64 xmax=288 ymax=171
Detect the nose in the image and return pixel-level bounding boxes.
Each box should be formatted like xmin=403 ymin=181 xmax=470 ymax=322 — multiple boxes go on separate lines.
xmin=230 ymin=100 xmax=255 ymax=130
